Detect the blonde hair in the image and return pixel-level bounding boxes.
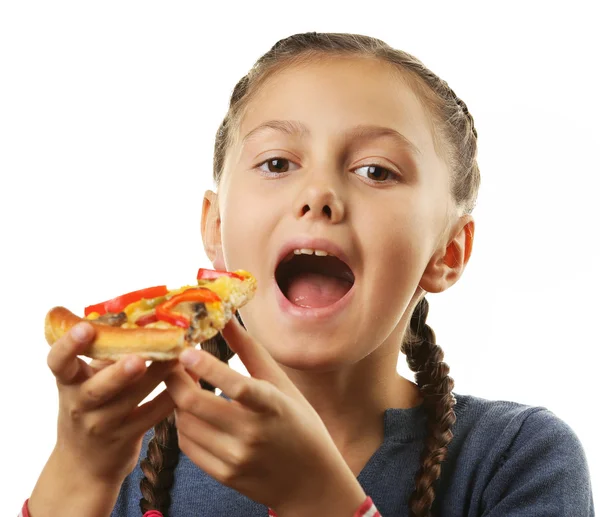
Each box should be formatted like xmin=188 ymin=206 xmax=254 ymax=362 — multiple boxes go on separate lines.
xmin=140 ymin=32 xmax=481 ymax=517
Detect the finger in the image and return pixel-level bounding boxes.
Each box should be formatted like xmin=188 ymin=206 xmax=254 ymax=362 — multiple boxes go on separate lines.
xmin=82 ymin=358 xmax=178 ymax=412
xmin=47 ymin=322 xmax=96 ymax=385
xmin=77 ymin=354 xmax=148 ymax=410
xmin=175 ymin=410 xmax=243 ymax=467
xmin=89 ymin=358 xmax=115 ymax=371
xmin=178 ymin=348 xmax=274 ymax=413
xmin=221 ymin=317 xmax=289 ymax=387
xmin=176 ymin=360 xmax=201 ymax=384
xmin=177 ymin=431 xmax=230 ymax=484
xmin=126 ymin=390 xmax=176 ymax=437
xmin=122 ymin=359 xmax=179 ymax=407
xmin=165 ymin=367 xmax=243 ymax=433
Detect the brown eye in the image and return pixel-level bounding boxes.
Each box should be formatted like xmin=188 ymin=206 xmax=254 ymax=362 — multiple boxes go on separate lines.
xmin=367 ymin=166 xmax=388 ymax=181
xmin=256 ymin=157 xmax=299 ymax=176
xmin=264 ymin=158 xmax=289 ymax=173
xmin=355 ymin=164 xmax=393 ymax=182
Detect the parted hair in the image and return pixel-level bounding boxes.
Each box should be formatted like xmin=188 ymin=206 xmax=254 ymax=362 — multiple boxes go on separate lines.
xmin=139 ymin=32 xmax=480 ymax=517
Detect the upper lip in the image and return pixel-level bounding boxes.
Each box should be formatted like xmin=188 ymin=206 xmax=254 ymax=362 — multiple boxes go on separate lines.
xmin=274 ymin=237 xmax=355 ymax=278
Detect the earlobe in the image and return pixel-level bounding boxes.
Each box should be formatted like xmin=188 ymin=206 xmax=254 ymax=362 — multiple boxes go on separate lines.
xmin=419 ymin=216 xmax=475 ymax=294
xmin=201 ymin=190 xmax=225 ymax=269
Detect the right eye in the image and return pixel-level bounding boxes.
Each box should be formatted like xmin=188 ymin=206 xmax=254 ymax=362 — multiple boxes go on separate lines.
xmin=256 ymin=158 xmax=298 ymax=175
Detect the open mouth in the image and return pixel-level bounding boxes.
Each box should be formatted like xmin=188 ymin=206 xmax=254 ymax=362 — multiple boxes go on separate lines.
xmin=275 ymin=249 xmax=355 ymax=309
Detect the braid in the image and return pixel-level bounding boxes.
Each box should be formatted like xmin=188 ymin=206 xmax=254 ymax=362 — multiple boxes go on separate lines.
xmin=139 ymin=330 xmax=235 ymax=516
xmin=404 ymin=298 xmax=456 ymax=517
xmin=447 ymin=86 xmax=478 ymax=139
xmin=139 ymin=414 xmax=179 ymax=515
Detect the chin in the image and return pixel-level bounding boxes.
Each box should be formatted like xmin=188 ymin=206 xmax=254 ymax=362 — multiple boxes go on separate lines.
xmin=265 ymin=332 xmax=363 ymax=372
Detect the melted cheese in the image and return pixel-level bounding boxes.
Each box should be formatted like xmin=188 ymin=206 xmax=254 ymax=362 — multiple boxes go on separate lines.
xmin=197 ymin=275 xmax=239 ymax=300
xmin=84 ymin=273 xmax=247 ymax=328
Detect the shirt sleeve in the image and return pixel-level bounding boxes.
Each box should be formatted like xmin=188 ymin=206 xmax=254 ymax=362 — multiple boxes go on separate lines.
xmin=481 ymin=408 xmax=594 ymax=516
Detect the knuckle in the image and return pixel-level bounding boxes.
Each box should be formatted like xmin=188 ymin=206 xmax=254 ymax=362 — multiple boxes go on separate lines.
xmin=84 ymin=416 xmax=104 ymax=438
xmin=68 ymin=405 xmax=83 ymax=423
xmin=233 ymin=380 xmax=252 ymax=401
xmin=83 ymin=386 xmax=104 ymax=405
xmin=265 ymin=385 xmax=284 ymax=417
xmin=178 ymin=390 xmax=197 ymax=411
xmin=46 ymin=346 xmax=64 ymax=374
xmin=219 ymin=464 xmax=240 ymax=485
xmin=244 ymin=427 xmax=263 ymax=448
xmin=174 ymin=409 xmax=191 ymax=429
xmin=254 ymin=380 xmax=281 ymax=416
xmin=176 ymin=428 xmax=187 ymax=447
xmin=46 ymin=352 xmax=55 ymax=372
xmin=227 ymin=444 xmax=249 ymax=467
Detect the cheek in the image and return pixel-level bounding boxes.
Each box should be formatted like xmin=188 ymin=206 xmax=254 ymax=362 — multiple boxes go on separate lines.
xmin=357 ymin=196 xmax=432 ymax=317
xmin=219 ymin=183 xmax=273 ymax=270
xmin=365 ymin=235 xmax=419 ymax=323
xmin=358 ymin=194 xmax=430 ymax=266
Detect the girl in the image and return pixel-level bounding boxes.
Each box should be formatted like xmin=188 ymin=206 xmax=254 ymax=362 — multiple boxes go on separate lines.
xmin=24 ymin=32 xmax=593 ymax=517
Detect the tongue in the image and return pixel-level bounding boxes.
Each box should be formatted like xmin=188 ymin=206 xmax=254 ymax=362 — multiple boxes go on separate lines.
xmin=286 ymin=272 xmax=352 ymax=308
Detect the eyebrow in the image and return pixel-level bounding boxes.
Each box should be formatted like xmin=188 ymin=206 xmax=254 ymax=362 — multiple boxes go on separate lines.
xmin=241 ymin=119 xmax=422 ymax=157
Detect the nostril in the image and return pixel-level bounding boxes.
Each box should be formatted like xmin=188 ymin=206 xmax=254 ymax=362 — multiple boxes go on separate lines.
xmin=300 ymin=204 xmax=333 ymax=218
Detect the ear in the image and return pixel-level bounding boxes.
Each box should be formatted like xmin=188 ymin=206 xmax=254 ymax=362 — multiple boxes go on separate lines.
xmin=419 ymin=215 xmax=475 ymax=294
xmin=201 ymin=190 xmax=226 ymax=270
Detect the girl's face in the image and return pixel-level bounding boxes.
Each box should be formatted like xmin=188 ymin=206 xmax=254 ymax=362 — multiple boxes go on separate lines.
xmin=205 ymin=56 xmax=455 ymax=371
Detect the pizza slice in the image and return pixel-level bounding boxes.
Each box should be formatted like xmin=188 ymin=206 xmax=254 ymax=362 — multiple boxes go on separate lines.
xmin=44 ymin=268 xmax=256 ymax=361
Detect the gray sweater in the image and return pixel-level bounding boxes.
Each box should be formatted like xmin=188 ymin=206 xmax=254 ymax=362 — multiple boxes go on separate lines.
xmin=112 ymin=393 xmax=594 ymax=516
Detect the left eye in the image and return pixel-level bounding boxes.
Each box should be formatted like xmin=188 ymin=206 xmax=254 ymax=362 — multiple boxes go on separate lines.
xmin=354 ymin=165 xmax=396 ymax=182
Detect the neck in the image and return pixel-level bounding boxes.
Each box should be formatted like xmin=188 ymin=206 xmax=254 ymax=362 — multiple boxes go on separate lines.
xmin=279 ymin=342 xmax=422 ymax=458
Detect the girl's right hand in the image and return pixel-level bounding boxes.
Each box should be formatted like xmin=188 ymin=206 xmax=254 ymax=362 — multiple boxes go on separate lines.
xmin=46 ymin=321 xmax=176 ymax=483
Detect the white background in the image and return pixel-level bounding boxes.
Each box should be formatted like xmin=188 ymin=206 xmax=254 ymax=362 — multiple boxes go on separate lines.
xmin=2 ymin=0 xmax=599 ymax=511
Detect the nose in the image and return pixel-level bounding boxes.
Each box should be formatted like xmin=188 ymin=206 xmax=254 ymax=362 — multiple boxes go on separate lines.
xmin=294 ymin=184 xmax=345 ymax=224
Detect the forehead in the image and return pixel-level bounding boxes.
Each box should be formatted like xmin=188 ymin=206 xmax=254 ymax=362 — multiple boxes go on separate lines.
xmin=237 ymin=56 xmax=437 ymax=157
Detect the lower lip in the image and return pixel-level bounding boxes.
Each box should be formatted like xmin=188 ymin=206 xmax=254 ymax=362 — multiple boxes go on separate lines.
xmin=273 ymin=279 xmax=356 ymax=320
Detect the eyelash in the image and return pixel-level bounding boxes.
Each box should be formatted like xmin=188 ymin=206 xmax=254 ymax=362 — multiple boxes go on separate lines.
xmin=254 ymin=157 xmax=402 ymax=183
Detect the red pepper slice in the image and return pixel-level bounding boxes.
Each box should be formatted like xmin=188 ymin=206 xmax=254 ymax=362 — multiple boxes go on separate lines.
xmin=135 ymin=313 xmax=158 ymax=326
xmin=84 ymin=285 xmax=169 ymax=317
xmin=197 ymin=268 xmax=244 ymax=281
xmin=155 ymin=288 xmax=221 ymax=328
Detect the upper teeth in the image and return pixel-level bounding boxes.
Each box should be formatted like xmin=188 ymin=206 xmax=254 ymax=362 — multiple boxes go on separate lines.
xmin=294 ymin=248 xmax=329 ymax=256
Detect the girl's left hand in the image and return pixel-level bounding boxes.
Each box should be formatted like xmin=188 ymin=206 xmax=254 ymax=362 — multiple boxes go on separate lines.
xmin=164 ymin=316 xmax=366 ymax=514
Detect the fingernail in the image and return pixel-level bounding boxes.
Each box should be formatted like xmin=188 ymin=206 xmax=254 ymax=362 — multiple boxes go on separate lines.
xmin=180 ymin=349 xmax=201 ymax=367
xmin=124 ymin=357 xmax=143 ymax=375
xmin=71 ymin=323 xmax=92 ymax=342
